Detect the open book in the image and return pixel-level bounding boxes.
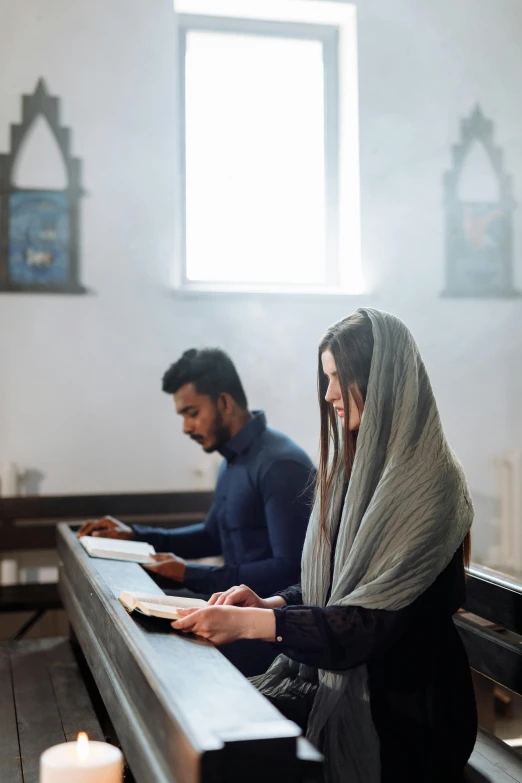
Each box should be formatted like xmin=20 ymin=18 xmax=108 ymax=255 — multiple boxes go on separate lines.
xmin=80 ymin=536 xmax=156 ymax=564
xmin=119 ymin=590 xmax=207 ymax=621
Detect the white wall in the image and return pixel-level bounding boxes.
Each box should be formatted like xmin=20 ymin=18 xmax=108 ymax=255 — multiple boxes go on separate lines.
xmin=356 ymin=0 xmax=522 ymax=559
xmin=1 ymin=0 xmax=522 ymax=560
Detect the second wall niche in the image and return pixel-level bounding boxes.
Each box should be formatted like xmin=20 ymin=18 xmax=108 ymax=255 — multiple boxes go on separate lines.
xmin=442 ymin=105 xmax=518 ymax=299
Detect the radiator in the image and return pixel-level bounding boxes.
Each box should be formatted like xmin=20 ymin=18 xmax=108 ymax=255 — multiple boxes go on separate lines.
xmin=494 ymin=450 xmax=522 ymax=572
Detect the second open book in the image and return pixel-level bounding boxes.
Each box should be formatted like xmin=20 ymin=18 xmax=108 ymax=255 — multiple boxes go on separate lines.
xmin=119 ymin=591 xmax=207 ymax=621
xmin=80 ymin=535 xmax=156 ymax=564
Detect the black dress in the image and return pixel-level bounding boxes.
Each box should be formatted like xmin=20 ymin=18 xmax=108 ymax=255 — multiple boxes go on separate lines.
xmin=271 ymin=547 xmax=477 ymax=783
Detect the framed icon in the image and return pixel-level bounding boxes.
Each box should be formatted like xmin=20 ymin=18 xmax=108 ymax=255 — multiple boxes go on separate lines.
xmin=0 ymin=79 xmax=86 ymax=294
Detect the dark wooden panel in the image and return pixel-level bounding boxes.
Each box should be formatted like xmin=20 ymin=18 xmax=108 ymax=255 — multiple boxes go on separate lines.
xmin=0 ymin=518 xmax=206 ymax=552
xmin=455 ymin=616 xmax=522 ymax=694
xmin=464 ymin=566 xmax=522 ymax=636
xmin=458 ymin=568 xmax=522 ymax=782
xmin=0 ymin=524 xmax=57 ymax=552
xmin=0 ymin=645 xmax=23 ymax=783
xmin=0 ymin=491 xmax=213 ymax=553
xmin=0 ymin=491 xmax=213 ymax=521
xmin=57 ymin=523 xmax=321 ymax=783
xmin=0 ymin=583 xmax=61 ymax=612
xmin=10 ymin=638 xmax=67 ymax=783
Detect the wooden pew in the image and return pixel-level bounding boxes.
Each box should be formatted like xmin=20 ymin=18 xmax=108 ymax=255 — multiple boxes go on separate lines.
xmin=0 ymin=490 xmax=213 ymax=552
xmin=57 ymin=523 xmax=323 ymax=783
xmin=0 ymin=491 xmax=213 ymax=632
xmin=457 ymin=565 xmax=522 ymax=782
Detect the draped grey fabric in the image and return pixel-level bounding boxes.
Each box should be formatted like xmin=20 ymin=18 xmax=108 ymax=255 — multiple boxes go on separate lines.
xmin=257 ymin=308 xmax=473 ymax=783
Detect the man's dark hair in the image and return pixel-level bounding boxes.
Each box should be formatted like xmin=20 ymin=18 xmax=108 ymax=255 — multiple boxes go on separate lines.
xmin=162 ymin=348 xmax=248 ymax=409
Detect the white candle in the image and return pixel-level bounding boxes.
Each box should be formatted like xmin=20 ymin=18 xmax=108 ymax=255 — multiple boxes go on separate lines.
xmin=40 ymin=733 xmax=123 ymax=783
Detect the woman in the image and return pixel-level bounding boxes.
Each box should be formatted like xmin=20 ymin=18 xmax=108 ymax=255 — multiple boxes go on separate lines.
xmin=174 ymin=308 xmax=477 ymax=783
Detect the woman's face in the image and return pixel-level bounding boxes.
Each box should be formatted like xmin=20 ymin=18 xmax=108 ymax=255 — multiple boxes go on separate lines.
xmin=321 ymin=350 xmax=363 ymax=431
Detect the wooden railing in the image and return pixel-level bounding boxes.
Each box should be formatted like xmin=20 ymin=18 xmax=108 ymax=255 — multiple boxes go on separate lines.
xmin=58 ymin=523 xmax=322 ymax=783
xmin=0 ymin=491 xmax=214 ymax=552
xmin=0 ymin=491 xmax=213 ymax=631
xmin=458 ymin=564 xmax=522 ymax=696
xmin=455 ymin=564 xmax=522 ymax=781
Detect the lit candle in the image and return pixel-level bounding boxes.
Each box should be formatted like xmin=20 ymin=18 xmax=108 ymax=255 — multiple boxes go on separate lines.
xmin=40 ymin=732 xmax=123 ymax=783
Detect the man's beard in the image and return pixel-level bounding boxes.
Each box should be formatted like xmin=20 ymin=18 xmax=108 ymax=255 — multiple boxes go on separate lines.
xmin=202 ymin=411 xmax=230 ymax=453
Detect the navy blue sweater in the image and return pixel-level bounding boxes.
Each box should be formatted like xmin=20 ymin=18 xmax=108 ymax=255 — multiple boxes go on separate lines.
xmin=134 ymin=412 xmax=315 ymax=597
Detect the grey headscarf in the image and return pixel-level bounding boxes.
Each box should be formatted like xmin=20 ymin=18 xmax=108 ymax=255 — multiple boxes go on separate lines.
xmin=257 ymin=309 xmax=473 ymax=783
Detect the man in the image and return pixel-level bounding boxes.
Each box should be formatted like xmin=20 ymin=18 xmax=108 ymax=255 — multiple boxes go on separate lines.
xmin=79 ymin=348 xmax=315 ymax=600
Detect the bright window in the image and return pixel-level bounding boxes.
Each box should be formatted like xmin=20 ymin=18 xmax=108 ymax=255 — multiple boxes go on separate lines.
xmin=175 ymin=1 xmax=362 ymax=294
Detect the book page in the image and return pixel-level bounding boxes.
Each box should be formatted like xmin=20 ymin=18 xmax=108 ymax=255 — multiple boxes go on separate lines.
xmin=119 ymin=591 xmax=207 ymax=612
xmin=80 ymin=536 xmax=155 ymax=563
xmin=136 ymin=602 xmax=188 ymax=621
xmin=92 ymin=550 xmax=156 ymax=564
xmin=81 ymin=536 xmax=155 ymax=556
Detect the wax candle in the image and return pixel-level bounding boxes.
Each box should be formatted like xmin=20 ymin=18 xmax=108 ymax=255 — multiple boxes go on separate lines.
xmin=40 ymin=733 xmax=123 ymax=783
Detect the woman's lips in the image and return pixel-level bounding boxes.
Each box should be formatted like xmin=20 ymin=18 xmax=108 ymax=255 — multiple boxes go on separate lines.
xmin=335 ymin=409 xmax=344 ymax=417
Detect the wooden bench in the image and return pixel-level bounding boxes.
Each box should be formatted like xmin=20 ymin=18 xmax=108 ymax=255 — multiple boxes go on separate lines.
xmin=0 ymin=637 xmax=105 ymax=783
xmin=0 ymin=491 xmax=213 ymax=636
xmin=458 ymin=565 xmax=522 ymax=782
xmin=57 ymin=522 xmax=323 ymax=783
xmin=0 ymin=491 xmax=214 ymax=553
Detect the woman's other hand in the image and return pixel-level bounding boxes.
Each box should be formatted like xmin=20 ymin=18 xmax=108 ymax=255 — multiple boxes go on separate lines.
xmin=208 ymin=584 xmax=287 ymax=609
xmin=172 ymin=605 xmax=276 ymax=645
xmin=208 ymin=584 xmax=266 ymax=608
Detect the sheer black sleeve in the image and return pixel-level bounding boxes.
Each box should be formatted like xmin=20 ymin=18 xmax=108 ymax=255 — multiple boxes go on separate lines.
xmin=272 ymin=603 xmax=410 ymax=671
xmin=273 ymin=583 xmax=303 ymax=606
xmin=271 ymin=547 xmax=465 ymax=671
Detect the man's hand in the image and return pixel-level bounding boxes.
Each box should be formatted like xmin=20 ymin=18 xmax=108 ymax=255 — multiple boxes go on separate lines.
xmin=172 ymin=606 xmax=276 ymax=645
xmin=77 ymin=516 xmax=135 ymax=540
xmin=143 ymin=553 xmax=187 ymax=583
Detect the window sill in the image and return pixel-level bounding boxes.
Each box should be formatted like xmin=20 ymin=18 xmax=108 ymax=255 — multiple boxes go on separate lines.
xmin=172 ymin=284 xmax=373 ymax=302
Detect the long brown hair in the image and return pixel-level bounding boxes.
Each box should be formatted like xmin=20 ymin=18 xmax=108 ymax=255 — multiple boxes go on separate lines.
xmin=316 ymin=313 xmax=374 ymax=541
xmin=316 ymin=312 xmax=472 ymax=566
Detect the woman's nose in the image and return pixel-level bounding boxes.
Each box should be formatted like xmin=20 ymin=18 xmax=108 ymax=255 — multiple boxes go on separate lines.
xmin=325 ymin=382 xmax=336 ymax=403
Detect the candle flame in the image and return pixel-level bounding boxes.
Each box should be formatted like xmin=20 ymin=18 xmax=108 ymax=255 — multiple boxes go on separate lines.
xmin=77 ymin=732 xmax=90 ymax=762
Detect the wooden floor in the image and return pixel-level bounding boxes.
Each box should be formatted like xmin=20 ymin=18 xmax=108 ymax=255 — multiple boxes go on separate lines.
xmin=0 ymin=637 xmax=104 ymax=783
xmin=2 ymin=637 xmax=522 ymax=783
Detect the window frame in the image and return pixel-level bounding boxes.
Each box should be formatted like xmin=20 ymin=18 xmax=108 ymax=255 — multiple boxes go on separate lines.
xmin=173 ymin=2 xmax=362 ymax=296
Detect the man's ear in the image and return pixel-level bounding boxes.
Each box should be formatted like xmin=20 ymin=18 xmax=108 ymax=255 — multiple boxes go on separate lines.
xmin=217 ymin=393 xmax=233 ymax=414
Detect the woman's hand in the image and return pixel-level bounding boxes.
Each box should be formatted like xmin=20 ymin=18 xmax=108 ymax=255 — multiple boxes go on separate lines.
xmin=172 ymin=606 xmax=276 ymax=645
xmin=207 ymin=584 xmax=287 ymax=609
xmin=208 ymin=584 xmax=267 ymax=608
